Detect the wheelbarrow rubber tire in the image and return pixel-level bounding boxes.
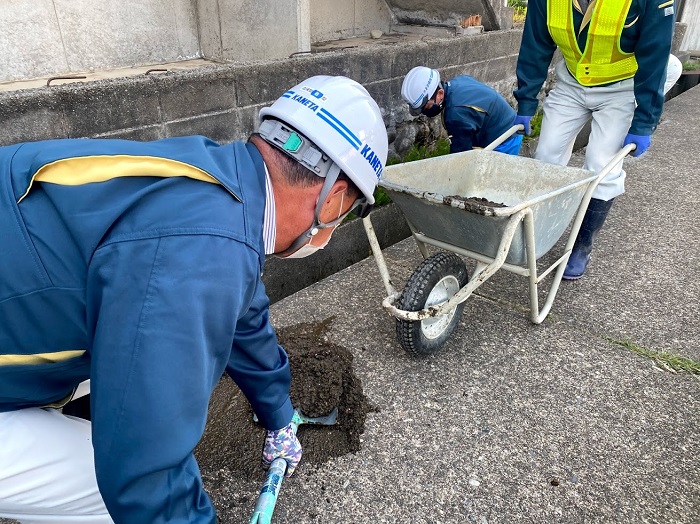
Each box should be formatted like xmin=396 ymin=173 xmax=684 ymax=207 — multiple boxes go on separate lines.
xmin=396 ymin=252 xmax=469 ymax=357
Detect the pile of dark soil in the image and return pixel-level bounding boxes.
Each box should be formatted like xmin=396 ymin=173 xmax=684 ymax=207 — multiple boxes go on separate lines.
xmin=195 ymin=317 xmax=375 ymax=482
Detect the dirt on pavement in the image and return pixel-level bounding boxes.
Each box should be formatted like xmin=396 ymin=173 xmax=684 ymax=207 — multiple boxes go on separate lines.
xmin=194 ymin=317 xmax=376 ymax=518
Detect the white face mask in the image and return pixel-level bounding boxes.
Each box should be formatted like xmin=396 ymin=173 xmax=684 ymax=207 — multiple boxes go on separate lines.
xmin=284 ymin=194 xmax=344 ymax=259
xmin=283 ymin=234 xmax=331 ymax=259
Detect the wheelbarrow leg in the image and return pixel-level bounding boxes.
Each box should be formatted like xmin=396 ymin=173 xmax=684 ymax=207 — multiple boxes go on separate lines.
xmin=362 ymin=215 xmax=398 ymax=298
xmin=527 ymin=144 xmax=634 ymax=323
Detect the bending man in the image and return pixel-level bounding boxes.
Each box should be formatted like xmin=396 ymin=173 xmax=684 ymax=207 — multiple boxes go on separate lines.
xmin=0 ymin=76 xmax=388 ymax=523
xmin=402 ymin=66 xmax=523 ymax=156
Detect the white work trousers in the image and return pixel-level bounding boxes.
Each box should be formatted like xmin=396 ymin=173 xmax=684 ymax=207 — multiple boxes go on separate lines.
xmin=535 ymin=60 xmax=637 ymax=201
xmin=0 ymin=408 xmax=113 ymax=524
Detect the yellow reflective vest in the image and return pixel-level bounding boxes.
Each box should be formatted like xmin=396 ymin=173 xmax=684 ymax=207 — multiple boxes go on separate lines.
xmin=547 ymin=0 xmax=638 ymax=85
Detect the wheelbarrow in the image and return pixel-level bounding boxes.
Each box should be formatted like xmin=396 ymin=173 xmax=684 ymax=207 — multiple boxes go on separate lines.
xmin=363 ymin=125 xmax=635 ymax=356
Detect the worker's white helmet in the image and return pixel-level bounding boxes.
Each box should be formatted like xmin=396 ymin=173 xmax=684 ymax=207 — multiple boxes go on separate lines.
xmin=259 ymin=76 xmax=388 ymax=205
xmin=401 ymin=66 xmax=441 ymax=116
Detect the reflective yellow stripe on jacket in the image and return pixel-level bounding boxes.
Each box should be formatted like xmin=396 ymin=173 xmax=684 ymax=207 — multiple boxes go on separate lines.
xmin=0 ymin=350 xmax=86 ymax=366
xmin=17 ymin=155 xmax=222 ymax=203
xmin=547 ymin=0 xmax=638 ymax=86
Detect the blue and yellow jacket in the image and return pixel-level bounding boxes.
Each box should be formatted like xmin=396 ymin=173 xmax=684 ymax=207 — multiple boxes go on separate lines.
xmin=514 ymin=0 xmax=675 ymax=135
xmin=0 ymin=136 xmax=294 ymax=523
xmin=443 ymin=75 xmax=517 ymax=153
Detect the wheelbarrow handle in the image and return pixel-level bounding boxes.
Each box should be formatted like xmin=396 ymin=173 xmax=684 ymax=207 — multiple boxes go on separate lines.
xmin=483 ymin=124 xmax=523 ymax=151
xmin=592 ymin=143 xmax=637 ymax=186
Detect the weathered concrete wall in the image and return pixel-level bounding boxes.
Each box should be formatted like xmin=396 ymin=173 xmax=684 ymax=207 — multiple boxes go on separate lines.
xmin=197 ymin=0 xmax=309 ymax=62
xmin=0 ymin=29 xmax=523 ymax=159
xmin=387 ymin=0 xmax=513 ymax=32
xmin=311 ymin=0 xmax=393 ymax=42
xmin=680 ymin=0 xmax=700 ymax=51
xmin=0 ymin=0 xmax=200 ymax=83
xmin=1 ymin=0 xmax=514 ymax=84
xmin=0 ymin=0 xmax=311 ymax=83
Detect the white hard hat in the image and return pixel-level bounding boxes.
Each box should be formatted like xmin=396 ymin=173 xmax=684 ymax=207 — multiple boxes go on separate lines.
xmin=259 ymin=76 xmax=388 ymax=204
xmin=401 ymin=66 xmax=441 ymax=116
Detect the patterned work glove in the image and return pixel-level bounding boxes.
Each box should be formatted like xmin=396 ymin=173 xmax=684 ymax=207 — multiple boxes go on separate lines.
xmin=623 ymin=133 xmax=651 ymax=157
xmin=261 ymin=422 xmax=302 ymax=477
xmin=513 ymin=115 xmax=533 ymax=135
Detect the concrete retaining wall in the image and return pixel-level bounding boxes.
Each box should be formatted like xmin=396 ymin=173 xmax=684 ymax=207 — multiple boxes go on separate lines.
xmin=197 ymin=0 xmax=309 ymax=64
xmin=388 ymin=0 xmax=513 ymax=32
xmin=0 ymin=0 xmax=201 ymax=83
xmin=311 ymin=0 xmax=393 ymax=42
xmin=0 ymin=29 xmax=523 ymax=152
xmin=1 ymin=0 xmax=513 ymax=84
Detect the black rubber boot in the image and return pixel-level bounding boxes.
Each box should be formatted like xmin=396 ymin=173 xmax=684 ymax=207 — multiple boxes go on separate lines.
xmin=563 ymin=198 xmax=615 ymax=280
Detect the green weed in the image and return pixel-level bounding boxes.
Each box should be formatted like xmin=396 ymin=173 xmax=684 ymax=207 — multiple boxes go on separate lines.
xmin=606 ymin=337 xmax=700 ymax=375
xmin=508 ymin=0 xmax=527 ymax=22
xmin=522 ymin=109 xmax=543 ymax=141
xmin=403 ymin=137 xmax=451 ymax=163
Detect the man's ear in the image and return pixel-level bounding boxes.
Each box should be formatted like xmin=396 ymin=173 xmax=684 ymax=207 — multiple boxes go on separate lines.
xmin=323 ymin=179 xmax=350 ymax=204
xmin=436 ymin=88 xmax=445 ymax=105
xmin=318 ymin=179 xmax=351 ymax=221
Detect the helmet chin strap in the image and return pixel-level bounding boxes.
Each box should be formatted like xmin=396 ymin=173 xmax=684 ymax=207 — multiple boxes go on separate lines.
xmin=277 ymin=163 xmax=343 ymax=257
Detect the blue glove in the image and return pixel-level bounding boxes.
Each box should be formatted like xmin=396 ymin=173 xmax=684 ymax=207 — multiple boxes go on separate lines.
xmin=513 ymin=115 xmax=532 ymax=135
xmin=623 ymin=133 xmax=651 ymax=157
xmin=262 ymin=422 xmax=302 ymax=477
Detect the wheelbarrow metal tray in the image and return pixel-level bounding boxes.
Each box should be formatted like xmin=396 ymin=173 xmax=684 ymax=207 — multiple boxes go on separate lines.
xmin=381 ymin=150 xmax=597 ymax=266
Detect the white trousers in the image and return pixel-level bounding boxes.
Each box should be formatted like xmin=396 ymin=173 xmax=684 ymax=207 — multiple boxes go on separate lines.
xmin=535 ymin=60 xmax=637 ymax=201
xmin=664 ymin=54 xmax=682 ymax=95
xmin=0 ymin=408 xmax=113 ymax=524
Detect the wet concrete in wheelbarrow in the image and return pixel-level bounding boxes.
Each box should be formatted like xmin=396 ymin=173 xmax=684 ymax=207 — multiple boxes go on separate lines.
xmin=194 ymin=318 xmax=375 ymax=522
xmin=442 ymin=195 xmax=507 ymax=215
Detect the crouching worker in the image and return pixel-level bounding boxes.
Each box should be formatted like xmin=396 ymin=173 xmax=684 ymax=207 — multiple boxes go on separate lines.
xmin=0 ymin=76 xmax=388 ymax=524
xmin=401 ymin=66 xmax=523 ymax=156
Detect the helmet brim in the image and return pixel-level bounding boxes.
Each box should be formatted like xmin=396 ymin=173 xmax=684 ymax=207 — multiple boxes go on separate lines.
xmin=409 ymin=104 xmax=424 ymax=117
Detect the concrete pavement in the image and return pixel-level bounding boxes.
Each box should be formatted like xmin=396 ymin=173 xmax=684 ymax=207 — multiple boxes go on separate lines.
xmin=252 ymin=85 xmax=700 ymax=523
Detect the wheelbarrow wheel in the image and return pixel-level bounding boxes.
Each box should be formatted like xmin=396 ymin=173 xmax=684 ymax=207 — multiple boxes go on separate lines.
xmin=396 ymin=252 xmax=468 ymax=357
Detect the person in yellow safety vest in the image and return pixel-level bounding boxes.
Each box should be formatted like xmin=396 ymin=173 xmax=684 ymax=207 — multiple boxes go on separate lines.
xmin=513 ymin=0 xmax=676 ymax=280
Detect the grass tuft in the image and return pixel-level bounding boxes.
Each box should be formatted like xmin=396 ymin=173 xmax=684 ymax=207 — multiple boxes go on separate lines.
xmin=402 ymin=137 xmax=452 ymax=163
xmin=523 ymin=109 xmax=543 ymax=141
xmin=606 ymin=337 xmax=700 ymax=375
xmin=508 ymin=0 xmax=527 ymax=22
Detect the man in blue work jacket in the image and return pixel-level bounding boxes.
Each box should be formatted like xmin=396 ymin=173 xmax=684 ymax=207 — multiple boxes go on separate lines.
xmin=513 ymin=0 xmax=675 ymax=279
xmin=0 ymin=76 xmax=388 ymax=524
xmin=401 ymin=66 xmax=523 ymax=156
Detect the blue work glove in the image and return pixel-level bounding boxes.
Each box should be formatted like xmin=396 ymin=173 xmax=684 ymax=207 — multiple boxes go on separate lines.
xmin=623 ymin=133 xmax=651 ymax=157
xmin=513 ymin=115 xmax=532 ymax=135
xmin=262 ymin=422 xmax=302 ymax=477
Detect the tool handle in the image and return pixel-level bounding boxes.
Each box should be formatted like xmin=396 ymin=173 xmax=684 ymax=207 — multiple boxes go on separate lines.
xmin=249 ymin=418 xmax=301 ymax=524
xmin=249 ymin=458 xmax=288 ymax=524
